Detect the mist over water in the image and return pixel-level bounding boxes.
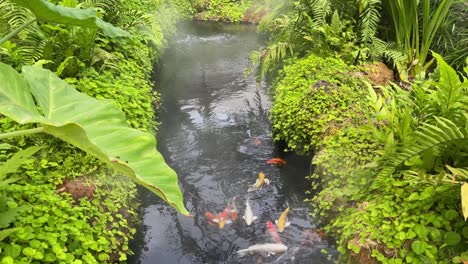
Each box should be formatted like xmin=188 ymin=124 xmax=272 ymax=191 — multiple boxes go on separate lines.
xmin=129 ymin=22 xmax=335 ymax=264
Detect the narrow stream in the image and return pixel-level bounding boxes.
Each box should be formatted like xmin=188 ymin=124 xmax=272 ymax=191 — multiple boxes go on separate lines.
xmin=129 ymin=22 xmax=333 ymax=264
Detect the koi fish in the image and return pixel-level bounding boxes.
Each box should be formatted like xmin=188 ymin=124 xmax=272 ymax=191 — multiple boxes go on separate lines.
xmin=236 ymin=243 xmax=288 ymax=257
xmin=275 ymin=207 xmax=290 ymax=232
xmin=266 ymin=158 xmax=286 ymax=166
xmin=266 ymin=220 xmax=282 ymax=244
xmin=243 ymin=198 xmax=257 ymax=225
xmin=247 ymin=172 xmax=270 ymax=192
xmin=205 ymin=211 xmax=219 ymax=225
xmin=272 ymin=247 xmax=300 ymax=263
xmin=217 ymin=203 xmax=233 ymax=229
xmin=230 ymin=197 xmax=238 ymax=221
xmin=253 ymin=137 xmax=262 ymax=146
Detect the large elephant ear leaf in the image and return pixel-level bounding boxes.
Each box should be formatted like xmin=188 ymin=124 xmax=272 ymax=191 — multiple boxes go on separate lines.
xmin=0 ymin=64 xmax=43 ymax=123
xmin=0 ymin=63 xmax=188 ymax=215
xmin=10 ymin=0 xmax=130 ymax=38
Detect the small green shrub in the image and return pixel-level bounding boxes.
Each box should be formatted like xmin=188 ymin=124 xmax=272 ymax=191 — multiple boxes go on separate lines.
xmin=271 ymin=54 xmax=369 ymax=154
xmin=194 ymin=0 xmax=253 ymax=22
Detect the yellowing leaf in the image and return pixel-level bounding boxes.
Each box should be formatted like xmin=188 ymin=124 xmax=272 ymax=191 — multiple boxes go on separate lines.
xmin=461 ymin=183 xmax=468 ymax=221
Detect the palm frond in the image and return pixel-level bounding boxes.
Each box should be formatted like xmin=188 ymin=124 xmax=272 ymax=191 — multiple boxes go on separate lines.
xmin=373 ymin=116 xmax=467 ymax=188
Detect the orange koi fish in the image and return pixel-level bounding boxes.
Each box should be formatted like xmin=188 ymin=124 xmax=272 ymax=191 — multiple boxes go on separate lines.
xmin=266 ymin=220 xmax=282 ymax=244
xmin=217 ymin=202 xmax=233 ymax=229
xmin=230 ymin=197 xmax=238 ymax=221
xmin=266 ymin=158 xmax=286 ymax=166
xmin=205 ymin=211 xmax=219 ymax=225
xmin=275 ymin=207 xmax=290 ymax=232
xmin=247 ymin=172 xmax=271 ymax=192
xmin=253 ymin=137 xmax=262 ymax=146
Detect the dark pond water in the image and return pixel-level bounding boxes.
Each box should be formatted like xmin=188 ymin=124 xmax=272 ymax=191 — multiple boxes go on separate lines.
xmin=129 ymin=22 xmax=334 ymax=264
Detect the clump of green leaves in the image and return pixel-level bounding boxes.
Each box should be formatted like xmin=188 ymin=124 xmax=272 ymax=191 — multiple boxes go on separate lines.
xmin=193 ymin=0 xmax=253 ymax=22
xmin=0 ymin=143 xmax=138 ymax=263
xmin=271 ymin=54 xmax=369 ymax=154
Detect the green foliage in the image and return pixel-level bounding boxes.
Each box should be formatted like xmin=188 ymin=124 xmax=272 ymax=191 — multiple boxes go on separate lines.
xmin=70 ymin=61 xmax=157 ymax=131
xmin=383 ymin=0 xmax=456 ymax=79
xmin=307 ymin=52 xmax=468 ymax=263
xmin=0 ymin=63 xmax=188 ymax=215
xmin=271 ymin=54 xmax=369 ymax=154
xmin=193 ymin=0 xmax=252 ymax=22
xmin=7 ymin=0 xmax=130 ymax=38
xmin=0 ymin=147 xmax=40 ymax=242
xmin=0 ymin=0 xmax=192 ymax=261
xmin=0 ymin=143 xmax=139 ymax=263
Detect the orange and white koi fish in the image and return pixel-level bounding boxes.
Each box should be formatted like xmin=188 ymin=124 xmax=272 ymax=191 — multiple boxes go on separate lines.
xmin=247 ymin=172 xmax=270 ymax=192
xmin=230 ymin=197 xmax=238 ymax=221
xmin=205 ymin=211 xmax=219 ymax=225
xmin=217 ymin=202 xmax=233 ymax=229
xmin=266 ymin=158 xmax=286 ymax=166
xmin=243 ymin=198 xmax=257 ymax=225
xmin=275 ymin=207 xmax=290 ymax=232
xmin=266 ymin=220 xmax=282 ymax=244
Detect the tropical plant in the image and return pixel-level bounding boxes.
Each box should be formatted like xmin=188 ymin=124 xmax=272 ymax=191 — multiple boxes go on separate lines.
xmin=369 ymin=52 xmax=467 ymax=183
xmin=0 ymin=0 xmax=188 ymax=215
xmin=383 ymin=0 xmax=455 ymax=79
xmin=0 ymin=63 xmax=189 ymax=215
xmin=0 ymin=0 xmax=129 ymax=45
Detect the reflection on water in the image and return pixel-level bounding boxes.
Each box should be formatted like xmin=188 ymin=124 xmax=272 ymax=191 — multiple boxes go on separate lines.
xmin=129 ymin=22 xmax=335 ymax=264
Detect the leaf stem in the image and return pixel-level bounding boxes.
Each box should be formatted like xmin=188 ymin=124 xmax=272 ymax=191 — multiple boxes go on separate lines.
xmin=0 ymin=127 xmax=45 ymax=140
xmin=0 ymin=18 xmax=37 ymax=45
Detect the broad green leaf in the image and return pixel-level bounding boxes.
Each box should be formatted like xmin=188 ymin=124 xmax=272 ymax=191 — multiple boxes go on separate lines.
xmin=444 ymin=231 xmax=461 ymax=246
xmin=411 ymin=240 xmax=427 ymax=255
xmin=0 ymin=63 xmax=188 ymax=215
xmin=461 ymin=183 xmax=468 ymax=221
xmin=432 ymin=52 xmax=461 ymax=89
xmin=0 ymin=64 xmax=43 ymax=124
xmin=10 ymin=0 xmax=130 ymax=38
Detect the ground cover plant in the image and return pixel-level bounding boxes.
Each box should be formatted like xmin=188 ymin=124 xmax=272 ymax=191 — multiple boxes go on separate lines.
xmin=190 ymin=0 xmax=271 ymax=23
xmin=0 ymin=0 xmax=192 ymax=262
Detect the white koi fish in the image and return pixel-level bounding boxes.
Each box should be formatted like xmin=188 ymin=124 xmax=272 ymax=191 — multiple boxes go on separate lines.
xmin=236 ymin=243 xmax=288 ymax=257
xmin=242 ymin=198 xmax=257 ymax=226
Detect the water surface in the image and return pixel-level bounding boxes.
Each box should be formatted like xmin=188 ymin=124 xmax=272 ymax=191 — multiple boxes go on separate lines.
xmin=129 ymin=22 xmax=333 ymax=264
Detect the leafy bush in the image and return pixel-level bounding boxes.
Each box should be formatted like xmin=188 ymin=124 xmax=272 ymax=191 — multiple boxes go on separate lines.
xmin=309 ymin=53 xmax=468 ymax=263
xmin=192 ymin=0 xmax=253 ymax=22
xmin=271 ymin=54 xmax=369 ymax=153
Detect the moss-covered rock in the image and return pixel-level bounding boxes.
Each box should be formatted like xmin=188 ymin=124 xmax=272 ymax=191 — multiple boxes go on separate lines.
xmin=271 ymin=54 xmax=370 ymax=154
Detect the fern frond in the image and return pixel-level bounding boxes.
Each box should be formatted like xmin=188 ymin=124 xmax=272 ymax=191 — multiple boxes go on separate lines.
xmin=371 ymin=39 xmax=407 ymax=68
xmin=91 ymin=47 xmax=119 ymax=72
xmin=0 ymin=0 xmax=34 ymax=33
xmin=373 ymin=116 xmax=467 ymax=188
xmin=309 ymin=0 xmax=331 ymax=28
xmin=259 ymin=42 xmax=294 ymax=78
xmin=358 ymin=0 xmax=381 ymax=43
